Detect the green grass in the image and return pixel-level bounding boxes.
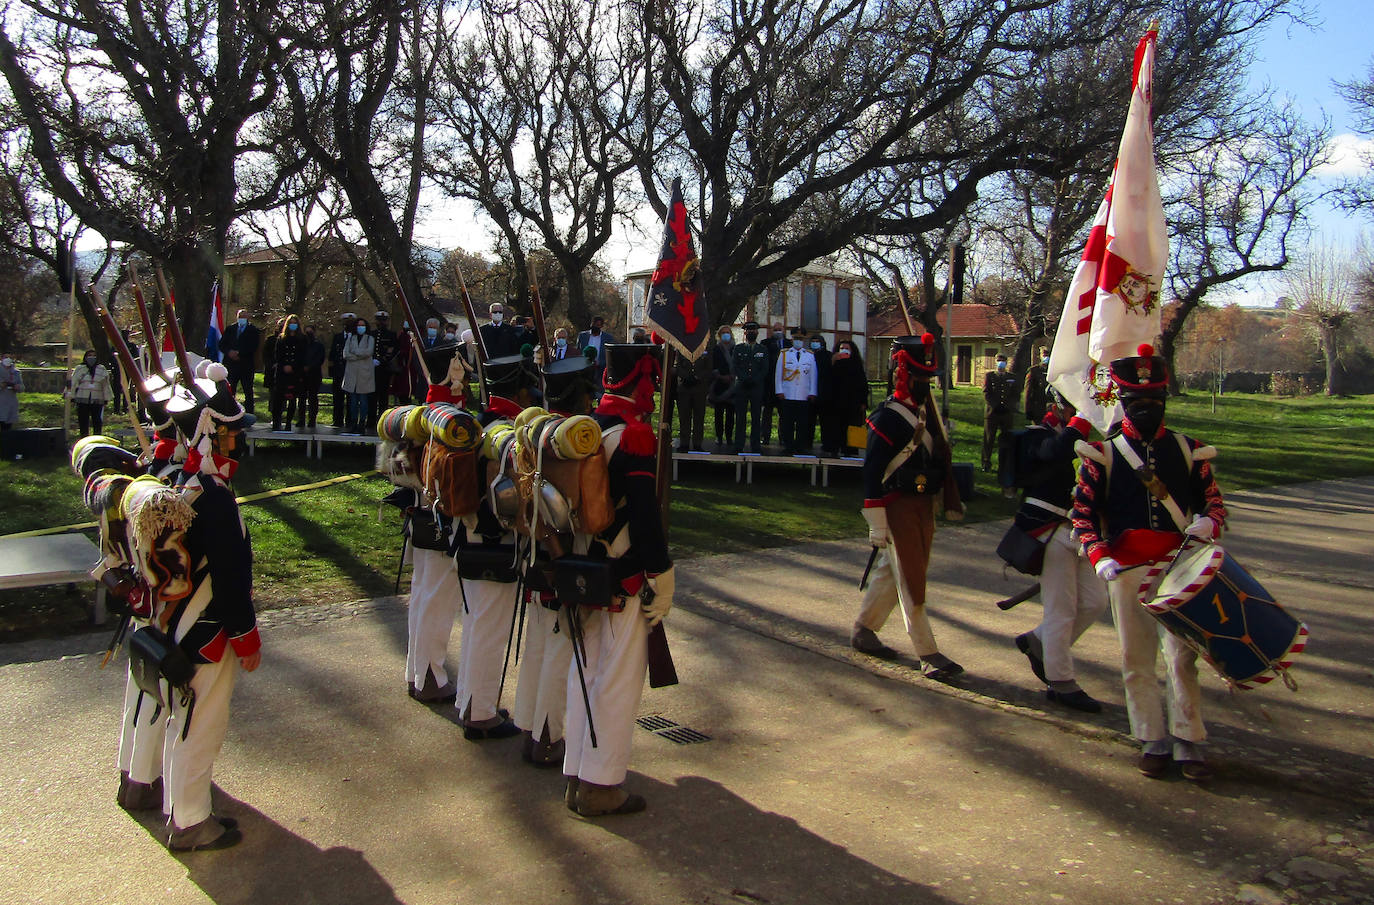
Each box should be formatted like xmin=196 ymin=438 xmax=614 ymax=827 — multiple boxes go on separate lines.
xmin=3 ymin=386 xmax=1372 ymax=641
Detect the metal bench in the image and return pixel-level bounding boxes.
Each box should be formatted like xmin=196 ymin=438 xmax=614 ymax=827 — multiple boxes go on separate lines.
xmin=0 ymin=533 xmax=108 ymax=625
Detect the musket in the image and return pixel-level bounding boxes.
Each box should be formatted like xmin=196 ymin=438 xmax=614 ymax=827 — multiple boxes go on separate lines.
xmin=858 ymin=545 xmax=879 ymax=590
xmin=155 ymin=265 xmax=209 ymax=401
xmin=526 ymin=264 xmax=553 ymax=375
xmin=387 ymin=261 xmax=434 ymax=386
xmin=453 ymin=262 xmax=489 ymax=407
xmin=996 ymin=583 xmax=1041 ymax=611
xmin=647 ymin=340 xmax=680 ymax=689
xmin=91 ymin=293 xmax=153 ymax=456
xmin=127 ymin=263 xmax=171 ymax=383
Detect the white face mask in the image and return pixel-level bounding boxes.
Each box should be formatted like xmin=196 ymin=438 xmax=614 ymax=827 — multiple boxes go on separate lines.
xmin=491 ymin=311 xmax=504 ymax=324
xmin=1 ymin=358 xmax=12 ymax=367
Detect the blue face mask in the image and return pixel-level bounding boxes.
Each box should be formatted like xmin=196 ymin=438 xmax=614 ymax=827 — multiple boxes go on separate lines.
xmin=556 ymin=337 xmax=567 ymax=348
xmin=427 ymin=328 xmax=438 ymax=340
xmin=356 ymin=325 xmax=366 ymax=336
xmin=237 ymin=318 xmax=247 ymax=328
xmin=288 ymin=323 xmax=298 ymax=332
xmin=810 ymin=341 xmax=821 ymax=350
xmin=792 ymin=339 xmax=804 ymax=350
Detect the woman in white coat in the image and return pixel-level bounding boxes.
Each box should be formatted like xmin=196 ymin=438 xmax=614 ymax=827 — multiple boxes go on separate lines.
xmin=341 ymin=317 xmax=376 ymax=433
xmin=69 ymin=350 xmax=113 ymax=436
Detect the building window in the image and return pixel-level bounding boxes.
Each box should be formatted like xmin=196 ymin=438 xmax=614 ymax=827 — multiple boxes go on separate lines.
xmin=836 ymin=286 xmax=852 ymax=324
xmin=632 ymin=280 xmax=647 ymax=326
xmin=801 ymin=282 xmax=820 ymax=330
xmin=768 ymin=284 xmax=785 ymax=318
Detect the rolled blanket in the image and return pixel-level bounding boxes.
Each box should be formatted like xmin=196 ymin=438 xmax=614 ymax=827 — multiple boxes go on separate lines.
xmin=377 ymin=405 xmax=418 ymax=443
xmin=71 ymin=435 xmax=140 ymax=480
xmin=83 ymin=472 xmax=133 ymax=517
xmin=481 ymin=422 xmax=515 ymax=461
xmin=513 ymin=406 xmax=549 ymax=431
xmin=424 ymin=403 xmax=482 ymax=451
xmin=547 ymin=414 xmax=602 ymax=460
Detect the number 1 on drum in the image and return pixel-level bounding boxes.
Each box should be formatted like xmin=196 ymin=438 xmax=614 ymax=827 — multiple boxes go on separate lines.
xmin=1212 ymin=593 xmax=1230 ymax=625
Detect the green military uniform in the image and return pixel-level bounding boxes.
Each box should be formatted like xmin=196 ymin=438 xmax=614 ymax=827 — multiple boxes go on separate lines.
xmin=731 ymin=330 xmax=771 ymax=453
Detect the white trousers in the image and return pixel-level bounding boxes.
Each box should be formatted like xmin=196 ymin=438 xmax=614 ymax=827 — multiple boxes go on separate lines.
xmin=454 ymin=578 xmax=519 ymax=722
xmin=119 ymin=664 xmax=167 ymax=786
xmin=563 ymin=602 xmax=648 ymax=787
xmin=1033 ymin=528 xmax=1108 ymax=683
xmin=514 ymin=602 xmax=572 ymax=741
xmin=855 ymin=550 xmax=938 ymax=657
xmin=1108 ymin=566 xmax=1206 ymax=744
xmin=407 ymin=548 xmax=460 ymax=687
xmin=164 ymin=655 xmax=238 ymax=830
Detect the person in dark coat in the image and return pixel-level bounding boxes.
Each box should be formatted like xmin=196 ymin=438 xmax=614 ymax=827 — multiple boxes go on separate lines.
xmin=218 ymin=309 xmax=261 ymax=413
xmin=269 ymin=314 xmax=305 ymax=431
xmin=708 ymin=330 xmax=736 ymax=450
xmin=802 ymin=334 xmax=832 ymax=454
xmin=370 ymin=310 xmax=398 ymax=425
xmin=820 ymin=340 xmax=869 ymax=456
xmin=298 ymin=324 xmax=327 ymax=429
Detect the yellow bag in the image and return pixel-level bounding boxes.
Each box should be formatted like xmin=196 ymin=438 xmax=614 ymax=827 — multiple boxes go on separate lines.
xmin=847 ymin=424 xmax=867 ymax=450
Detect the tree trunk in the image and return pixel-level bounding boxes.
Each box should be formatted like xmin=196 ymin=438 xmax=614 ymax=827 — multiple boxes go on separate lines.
xmin=1320 ymin=324 xmax=1341 ymax=395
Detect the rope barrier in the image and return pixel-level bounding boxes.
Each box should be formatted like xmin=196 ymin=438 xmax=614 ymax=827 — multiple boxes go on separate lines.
xmin=1 ymin=472 xmax=375 ymax=540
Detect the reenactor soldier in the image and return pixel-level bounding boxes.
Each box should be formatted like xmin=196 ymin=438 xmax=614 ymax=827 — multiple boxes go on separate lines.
xmin=851 ymin=334 xmax=965 ymax=679
xmin=731 ymin=320 xmax=771 ymax=454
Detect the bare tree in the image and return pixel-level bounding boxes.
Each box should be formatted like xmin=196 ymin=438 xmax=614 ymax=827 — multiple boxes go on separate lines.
xmin=273 ymin=0 xmax=439 ymax=317
xmin=0 ymin=0 xmax=291 ymax=346
xmin=1335 ymin=58 xmax=1374 ymax=218
xmin=1159 ymin=104 xmax=1329 ymax=392
xmin=430 ymin=0 xmax=663 ymax=327
xmin=1284 ymin=239 xmax=1361 ymax=394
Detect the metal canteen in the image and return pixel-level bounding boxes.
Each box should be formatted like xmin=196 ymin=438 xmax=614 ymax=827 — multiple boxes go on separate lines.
xmin=535 ymin=477 xmax=574 ymax=533
xmin=490 ymin=473 xmax=521 ymax=529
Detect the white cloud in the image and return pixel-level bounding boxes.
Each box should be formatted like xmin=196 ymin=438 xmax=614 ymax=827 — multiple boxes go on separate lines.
xmin=1315 ymin=133 xmax=1374 ymax=178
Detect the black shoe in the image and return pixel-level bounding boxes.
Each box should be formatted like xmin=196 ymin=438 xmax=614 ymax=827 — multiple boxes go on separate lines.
xmin=1015 ymin=633 xmax=1047 ymax=684
xmin=1138 ymin=752 xmax=1170 ymax=779
xmin=1179 ymin=760 xmax=1214 ymax=782
xmin=463 ymin=718 xmax=520 ymax=740
xmin=918 ymin=655 xmax=964 ymax=680
xmin=1046 ymin=688 xmax=1103 ymax=713
xmin=850 ymin=627 xmax=898 ymax=659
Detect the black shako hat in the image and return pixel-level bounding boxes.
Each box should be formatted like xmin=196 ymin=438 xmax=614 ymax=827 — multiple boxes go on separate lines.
xmin=421 ymin=340 xmax=460 ymax=380
xmin=891 ymin=333 xmax=940 ymax=377
xmin=1109 ymin=343 xmax=1169 ymax=400
xmin=483 ymin=353 xmax=540 ymax=398
xmin=542 ymin=353 xmax=597 ymax=412
xmin=166 ymin=378 xmax=249 ymax=444
xmin=602 ymin=342 xmax=659 ymax=389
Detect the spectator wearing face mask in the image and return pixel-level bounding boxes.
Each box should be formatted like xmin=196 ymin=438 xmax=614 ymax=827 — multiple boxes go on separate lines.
xmin=551 ymin=328 xmax=572 ymax=360
xmin=341 ymin=317 xmax=376 ymax=434
xmin=1024 ymin=346 xmax=1051 ymax=424
xmin=481 ymin=303 xmax=524 ymax=359
xmin=774 ymin=327 xmax=817 ymax=456
xmin=68 ymin=350 xmax=113 ymax=436
xmin=982 ymin=353 xmax=1019 ymax=473
xmin=802 ymin=334 xmax=831 ymax=454
xmin=219 ymin=309 xmax=261 ymax=413
xmin=298 ymin=324 xmax=327 ymax=430
xmin=760 ymin=320 xmax=787 ymax=446
xmin=576 ymin=316 xmax=617 ymax=397
xmin=821 ymin=340 xmax=869 ymax=456
xmin=0 ymin=353 xmax=21 ymax=431
xmin=707 ymin=328 xmax=737 ymax=450
xmin=730 ymin=320 xmax=770 ymax=454
xmin=270 ymin=314 xmax=305 ymax=431
xmin=329 ymin=313 xmax=356 ymax=428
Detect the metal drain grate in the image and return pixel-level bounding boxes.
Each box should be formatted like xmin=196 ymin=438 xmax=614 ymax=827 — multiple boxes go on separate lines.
xmin=658 ymin=726 xmax=711 ymax=745
xmin=636 ymin=715 xmax=711 ymax=744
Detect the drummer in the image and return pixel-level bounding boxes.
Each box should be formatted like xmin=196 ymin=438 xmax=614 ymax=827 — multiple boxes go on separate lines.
xmin=1070 ymin=344 xmax=1227 ymax=782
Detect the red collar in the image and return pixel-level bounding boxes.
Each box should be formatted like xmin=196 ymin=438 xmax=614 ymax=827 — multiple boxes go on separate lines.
xmin=485 ymin=395 xmax=523 ymax=419
xmin=183 ymin=448 xmax=238 ymax=481
xmin=596 ymin=393 xmax=650 ymax=422
xmin=1122 ymin=417 xmax=1165 ymax=441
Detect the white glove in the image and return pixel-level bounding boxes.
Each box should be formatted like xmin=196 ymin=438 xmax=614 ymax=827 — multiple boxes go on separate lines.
xmin=862 ymin=507 xmax=889 ymax=547
xmin=1095 ymin=557 xmax=1122 ymax=581
xmin=642 ymin=566 xmax=675 ymax=627
xmin=1186 ymin=515 xmax=1216 ymax=540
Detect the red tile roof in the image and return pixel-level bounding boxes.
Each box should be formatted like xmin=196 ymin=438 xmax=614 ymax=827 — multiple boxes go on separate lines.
xmin=868 ymin=303 xmax=1018 ymax=338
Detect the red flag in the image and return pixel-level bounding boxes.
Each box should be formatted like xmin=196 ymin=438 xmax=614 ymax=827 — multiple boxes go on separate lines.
xmin=645 ymin=178 xmax=710 ymax=361
xmin=1047 ymin=26 xmax=1167 ymax=431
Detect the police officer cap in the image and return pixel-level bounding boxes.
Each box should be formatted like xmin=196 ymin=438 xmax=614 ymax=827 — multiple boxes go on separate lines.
xmin=374 ymin=310 xmax=389 ymax=319
xmin=743 ymin=320 xmax=760 ymax=330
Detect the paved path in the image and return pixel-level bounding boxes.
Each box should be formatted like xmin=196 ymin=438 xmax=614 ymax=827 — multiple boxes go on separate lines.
xmin=1 ymin=479 xmax=1371 ymax=905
